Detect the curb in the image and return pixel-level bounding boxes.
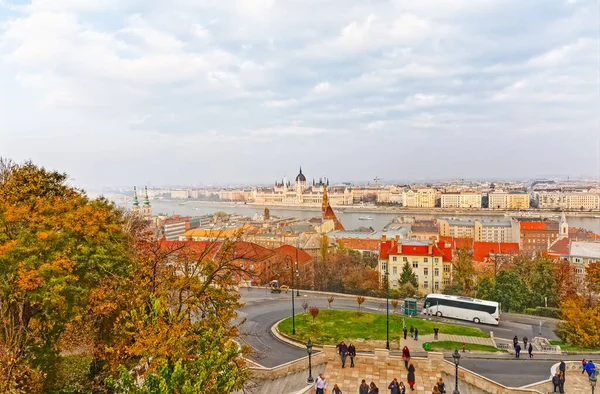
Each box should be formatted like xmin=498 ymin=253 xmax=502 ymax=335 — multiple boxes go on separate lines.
xmin=270 ymin=318 xmax=324 ymax=351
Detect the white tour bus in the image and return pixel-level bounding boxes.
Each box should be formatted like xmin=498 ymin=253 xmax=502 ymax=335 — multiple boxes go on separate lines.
xmin=422 ymin=294 xmax=500 ymax=325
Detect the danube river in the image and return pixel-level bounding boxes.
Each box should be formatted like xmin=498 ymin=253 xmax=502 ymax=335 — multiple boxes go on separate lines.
xmin=120 ymin=199 xmax=600 ymax=234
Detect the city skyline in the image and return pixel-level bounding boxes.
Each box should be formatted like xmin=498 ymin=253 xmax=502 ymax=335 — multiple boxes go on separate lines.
xmin=1 ymin=0 xmax=599 ymax=189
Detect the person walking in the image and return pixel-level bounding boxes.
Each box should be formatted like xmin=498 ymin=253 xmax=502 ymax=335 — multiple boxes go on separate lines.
xmin=515 ymin=342 xmax=521 ymax=358
xmin=407 ymin=364 xmax=416 ymax=391
xmin=559 ymin=360 xmax=566 ymax=375
xmin=399 ymin=382 xmax=406 ymax=394
xmin=528 ymin=343 xmax=533 ymax=358
xmin=558 ymin=372 xmax=565 ymax=394
xmin=585 ymin=360 xmax=596 ymax=377
xmin=523 ymin=336 xmax=528 ymax=350
xmin=359 ymin=380 xmax=369 ymax=394
xmin=433 ymin=327 xmax=439 ymax=340
xmin=337 ymin=341 xmax=348 ymax=368
xmin=388 ymin=378 xmax=400 ymax=394
xmin=348 ymin=343 xmax=356 ymax=368
xmin=403 ymin=326 xmax=408 ymax=340
xmin=432 ymin=387 xmax=439 ymax=394
xmin=414 ymin=327 xmax=419 ymax=341
xmin=402 ymin=346 xmax=411 ymax=370
xmin=316 ymin=373 xmax=327 ymax=394
xmin=436 ymin=377 xmax=446 ymax=394
xmin=513 ymin=335 xmax=518 ymax=349
xmin=582 ymin=359 xmax=587 ymax=375
xmin=368 ymin=382 xmax=379 ymax=394
xmin=333 ymin=383 xmax=343 ymax=394
xmin=552 ymin=372 xmax=560 ymax=393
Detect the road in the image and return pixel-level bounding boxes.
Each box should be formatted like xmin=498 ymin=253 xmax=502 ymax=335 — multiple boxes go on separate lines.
xmin=235 ymin=288 xmax=566 ymax=386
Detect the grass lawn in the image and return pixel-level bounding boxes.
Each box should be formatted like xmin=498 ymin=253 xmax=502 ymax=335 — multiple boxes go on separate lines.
xmin=278 ymin=310 xmax=488 ymax=345
xmin=549 ymin=340 xmax=600 ymax=352
xmin=424 ymin=340 xmax=504 ymax=353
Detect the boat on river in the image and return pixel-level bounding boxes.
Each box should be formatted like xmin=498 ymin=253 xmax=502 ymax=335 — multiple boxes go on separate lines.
xmin=358 ymin=216 xmax=373 ymax=220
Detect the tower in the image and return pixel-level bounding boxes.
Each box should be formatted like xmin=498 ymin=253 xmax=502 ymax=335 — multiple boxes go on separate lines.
xmin=142 ymin=186 xmax=152 ymax=219
xmin=295 ymin=166 xmax=307 ymax=195
xmin=559 ymin=211 xmax=568 ymax=239
xmin=132 ymin=186 xmax=140 ymax=215
xmin=321 ymin=185 xmax=344 ymax=231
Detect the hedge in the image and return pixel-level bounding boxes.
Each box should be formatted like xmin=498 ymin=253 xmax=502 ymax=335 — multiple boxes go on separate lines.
xmin=524 ymin=307 xmax=562 ymax=319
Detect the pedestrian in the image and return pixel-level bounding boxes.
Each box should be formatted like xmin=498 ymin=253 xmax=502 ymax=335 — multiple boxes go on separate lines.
xmin=388 ymin=378 xmax=400 ymax=394
xmin=402 ymin=346 xmax=411 ymax=370
xmin=585 ymin=360 xmax=596 ymax=376
xmin=399 ymin=382 xmax=406 ymax=394
xmin=360 ymin=379 xmax=369 ymax=394
xmin=403 ymin=326 xmax=408 ymax=340
xmin=558 ymin=372 xmax=565 ymax=394
xmin=523 ymin=336 xmax=528 ymax=350
xmin=552 ymin=372 xmax=560 ymax=393
xmin=336 ymin=341 xmax=348 ymax=368
xmin=582 ymin=359 xmax=587 ymax=375
xmin=316 ymin=373 xmax=327 ymax=394
xmin=333 ymin=383 xmax=343 ymax=394
xmin=407 ymin=364 xmax=416 ymax=391
xmin=528 ymin=343 xmax=533 ymax=358
xmin=348 ymin=343 xmax=356 ymax=368
xmin=414 ymin=327 xmax=419 ymax=341
xmin=513 ymin=335 xmax=518 ymax=349
xmin=368 ymin=382 xmax=379 ymax=394
xmin=436 ymin=377 xmax=446 ymax=394
xmin=410 ymin=325 xmax=414 ymax=339
xmin=515 ymin=342 xmax=521 ymax=358
xmin=432 ymin=387 xmax=439 ymax=394
xmin=433 ymin=327 xmax=439 ymax=340
xmin=559 ymin=360 xmax=566 ymax=375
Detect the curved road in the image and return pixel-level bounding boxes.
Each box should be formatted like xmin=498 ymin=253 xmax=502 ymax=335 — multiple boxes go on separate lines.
xmin=236 ymin=288 xmax=565 ymax=386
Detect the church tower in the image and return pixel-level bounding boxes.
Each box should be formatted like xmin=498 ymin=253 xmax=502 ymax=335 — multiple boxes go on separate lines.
xmin=321 ymin=185 xmax=344 ymax=230
xmin=559 ymin=211 xmax=568 ymax=239
xmin=142 ymin=186 xmax=152 ymax=219
xmin=132 ymin=186 xmax=140 ymax=216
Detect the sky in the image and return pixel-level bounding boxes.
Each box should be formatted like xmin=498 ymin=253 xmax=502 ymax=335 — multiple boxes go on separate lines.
xmin=0 ymin=0 xmax=599 ymax=189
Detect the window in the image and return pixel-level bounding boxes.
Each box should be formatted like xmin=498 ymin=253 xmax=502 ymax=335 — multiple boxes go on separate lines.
xmin=392 ymin=256 xmax=397 ymax=262
xmin=415 ymin=275 xmax=419 ymax=282
xmin=424 ymin=258 xmax=428 ymax=263
xmin=443 ymin=278 xmax=450 ymax=285
xmin=423 ymin=281 xmax=428 ymax=289
xmin=403 ymin=257 xmax=408 ymax=262
xmin=576 ymin=267 xmax=583 ymax=274
xmin=444 ymin=265 xmax=450 ymax=273
xmin=393 ymin=266 xmax=397 ymax=274
xmin=434 ymin=268 xmax=439 ymax=276
xmin=434 ymin=282 xmax=440 ymax=290
xmin=392 ymin=279 xmax=398 ymax=287
xmin=424 ymin=268 xmax=429 ymax=276
xmin=435 ymin=257 xmax=439 ymax=264
xmin=412 ymin=262 xmax=419 ymax=268
xmin=382 ymin=263 xmax=387 ymax=272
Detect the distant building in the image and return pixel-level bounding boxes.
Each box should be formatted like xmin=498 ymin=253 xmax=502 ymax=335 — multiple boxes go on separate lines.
xmin=537 ymin=190 xmax=600 ymax=210
xmin=519 ymin=214 xmax=567 ymax=254
xmin=441 ymin=192 xmax=482 ymax=209
xmin=131 ymin=186 xmax=152 ymax=219
xmin=438 ymin=218 xmax=518 ymax=243
xmin=409 ymin=220 xmax=439 ymax=241
xmin=488 ymin=192 xmax=530 ymax=210
xmin=402 ymin=189 xmax=436 ymax=208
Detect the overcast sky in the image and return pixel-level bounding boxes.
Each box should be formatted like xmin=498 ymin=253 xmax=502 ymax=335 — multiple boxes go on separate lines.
xmin=0 ymin=0 xmax=599 ymax=189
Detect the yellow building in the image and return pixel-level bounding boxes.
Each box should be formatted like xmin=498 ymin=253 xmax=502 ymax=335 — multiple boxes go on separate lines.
xmin=179 ymin=225 xmax=254 ymax=241
xmin=441 ymin=193 xmax=482 ymax=209
xmin=488 ymin=192 xmax=529 ymax=209
xmin=403 ymin=188 xmax=436 ymax=208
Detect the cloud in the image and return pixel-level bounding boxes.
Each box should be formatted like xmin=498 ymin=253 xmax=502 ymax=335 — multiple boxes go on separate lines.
xmin=0 ymin=0 xmax=598 ymax=186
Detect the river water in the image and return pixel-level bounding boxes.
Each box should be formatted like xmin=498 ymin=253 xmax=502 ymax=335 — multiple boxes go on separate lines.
xmin=124 ymin=200 xmax=600 ymax=234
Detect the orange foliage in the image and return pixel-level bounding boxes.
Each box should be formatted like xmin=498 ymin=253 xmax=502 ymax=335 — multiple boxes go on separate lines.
xmin=557 ymin=296 xmax=600 ymax=348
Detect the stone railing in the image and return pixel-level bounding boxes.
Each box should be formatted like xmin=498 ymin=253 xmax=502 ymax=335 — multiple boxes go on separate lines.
xmin=533 ymin=337 xmax=561 ymax=354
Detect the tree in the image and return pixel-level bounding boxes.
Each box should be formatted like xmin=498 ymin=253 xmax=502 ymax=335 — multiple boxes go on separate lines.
xmin=585 ymin=262 xmax=600 ymax=295
xmin=397 ymin=282 xmax=418 ymax=299
xmin=476 ymin=276 xmax=495 ymax=300
xmin=511 ymin=255 xmax=536 ymax=285
xmin=492 ymin=270 xmax=530 ymax=312
xmin=529 ymin=256 xmax=559 ymax=308
xmin=554 ymin=259 xmax=577 ymax=300
xmin=0 ymin=160 xmax=130 ymax=392
xmin=391 ymin=299 xmax=399 ymax=314
xmin=327 ymin=296 xmax=335 ymax=309
xmin=356 ymin=296 xmax=365 ymax=313
xmin=452 ymin=248 xmax=476 ymax=295
xmin=555 ymin=296 xmax=600 ymax=349
xmin=399 ymin=261 xmax=418 ymax=288
xmin=309 ymin=307 xmax=320 ymax=323
xmin=263 ymin=207 xmax=270 ymax=220
xmin=302 ymin=301 xmax=309 ymax=314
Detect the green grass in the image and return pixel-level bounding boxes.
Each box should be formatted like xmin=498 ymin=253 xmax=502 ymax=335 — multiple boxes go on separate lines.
xmin=278 ymin=310 xmax=488 ymax=345
xmin=549 ymin=340 xmax=600 ymax=352
xmin=423 ymin=340 xmax=505 ymax=353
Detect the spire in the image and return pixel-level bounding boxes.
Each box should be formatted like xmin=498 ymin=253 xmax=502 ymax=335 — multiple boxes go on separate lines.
xmin=132 ymin=186 xmax=140 ymax=207
xmin=299 ymin=166 xmax=303 ymax=175
xmin=143 ymin=186 xmax=150 ymax=206
xmin=322 ymin=185 xmax=329 ymax=210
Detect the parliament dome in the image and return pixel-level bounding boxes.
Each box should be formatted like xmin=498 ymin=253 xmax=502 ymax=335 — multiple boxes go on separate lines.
xmin=295 ymin=167 xmax=306 ymax=182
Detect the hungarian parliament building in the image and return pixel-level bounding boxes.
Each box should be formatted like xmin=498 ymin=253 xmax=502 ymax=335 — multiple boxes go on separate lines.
xmin=253 ymin=167 xmax=357 ymax=206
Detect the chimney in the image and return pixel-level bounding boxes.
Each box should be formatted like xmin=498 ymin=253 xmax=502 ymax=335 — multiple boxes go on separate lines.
xmin=428 ymin=242 xmax=433 ymax=254
xmin=382 ymin=234 xmax=387 ymax=242
xmin=395 ymin=235 xmax=400 ymax=242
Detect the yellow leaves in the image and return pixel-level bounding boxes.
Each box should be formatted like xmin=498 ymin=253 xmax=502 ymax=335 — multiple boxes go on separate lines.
xmin=37 ymin=232 xmax=49 ymax=240
xmin=559 ymin=296 xmax=600 ymax=348
xmin=16 ymin=263 xmax=45 ymax=291
xmin=0 ymin=240 xmax=17 ymax=256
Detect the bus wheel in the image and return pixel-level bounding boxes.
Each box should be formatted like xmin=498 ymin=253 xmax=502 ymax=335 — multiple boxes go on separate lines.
xmin=436 ymin=311 xmax=443 ymax=317
xmin=473 ymin=317 xmax=481 ymax=324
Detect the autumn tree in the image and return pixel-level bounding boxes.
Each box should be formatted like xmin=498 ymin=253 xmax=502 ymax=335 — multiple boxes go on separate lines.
xmin=264 ymin=207 xmax=270 ymax=220
xmin=554 ymin=259 xmax=577 ymax=300
xmin=309 ymin=307 xmax=320 ymax=323
xmin=356 ymin=296 xmax=365 ymax=313
xmin=0 ymin=159 xmax=130 ymax=393
xmin=391 ymin=299 xmax=399 ymax=314
xmin=399 ymin=261 xmax=418 ymax=288
xmin=327 ymin=296 xmax=335 ymax=309
xmin=452 ymin=248 xmax=476 ymax=295
xmin=555 ymin=296 xmax=600 ymax=349
xmin=585 ymin=261 xmax=600 ymax=295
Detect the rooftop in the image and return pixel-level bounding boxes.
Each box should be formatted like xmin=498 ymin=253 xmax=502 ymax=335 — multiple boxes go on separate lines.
xmin=570 ymin=241 xmax=600 ymax=259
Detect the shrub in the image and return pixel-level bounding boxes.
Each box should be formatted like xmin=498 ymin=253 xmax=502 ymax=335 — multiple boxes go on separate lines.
xmin=309 ymin=307 xmax=320 ymax=323
xmin=356 ymin=296 xmax=365 ymax=313
xmin=525 ymin=306 xmax=562 ymax=319
xmin=327 ymin=296 xmax=335 ymax=309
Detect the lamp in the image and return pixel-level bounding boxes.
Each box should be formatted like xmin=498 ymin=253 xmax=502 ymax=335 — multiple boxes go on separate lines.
xmin=452 ymin=349 xmax=461 ymax=394
xmin=306 ymin=338 xmax=314 ymax=383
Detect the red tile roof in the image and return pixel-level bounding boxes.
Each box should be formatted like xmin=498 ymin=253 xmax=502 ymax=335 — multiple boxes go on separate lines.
xmin=380 ymin=241 xmax=452 ymax=262
xmin=379 ymin=239 xmax=395 ymax=260
xmin=159 ymin=240 xmax=275 ymax=262
xmin=547 ymin=237 xmax=570 ymax=257
xmin=473 ymin=242 xmax=520 ymax=262
xmin=520 ymin=222 xmax=546 ymax=231
xmin=337 ymin=238 xmax=380 ymax=251
xmin=439 ymin=236 xmax=474 ymax=250
xmin=273 ymin=245 xmax=313 ymax=266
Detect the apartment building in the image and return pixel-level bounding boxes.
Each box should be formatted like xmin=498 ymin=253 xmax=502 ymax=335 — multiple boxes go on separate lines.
xmin=441 ymin=193 xmax=482 ymax=209
xmin=488 ymin=192 xmax=530 ymax=209
xmin=402 ymin=189 xmax=436 ymax=208
xmin=438 ymin=218 xmax=518 ymax=243
xmin=537 ymin=191 xmax=600 ymax=210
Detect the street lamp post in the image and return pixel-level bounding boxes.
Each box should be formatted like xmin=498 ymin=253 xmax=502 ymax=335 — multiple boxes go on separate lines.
xmin=306 ymin=338 xmax=314 ymax=383
xmin=452 ymin=349 xmax=461 ymax=394
xmin=385 ymin=268 xmax=390 ymax=350
xmin=296 ymin=240 xmax=301 ymax=296
xmin=590 ymin=371 xmax=597 ymax=394
xmin=285 ymin=256 xmax=296 ymax=335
